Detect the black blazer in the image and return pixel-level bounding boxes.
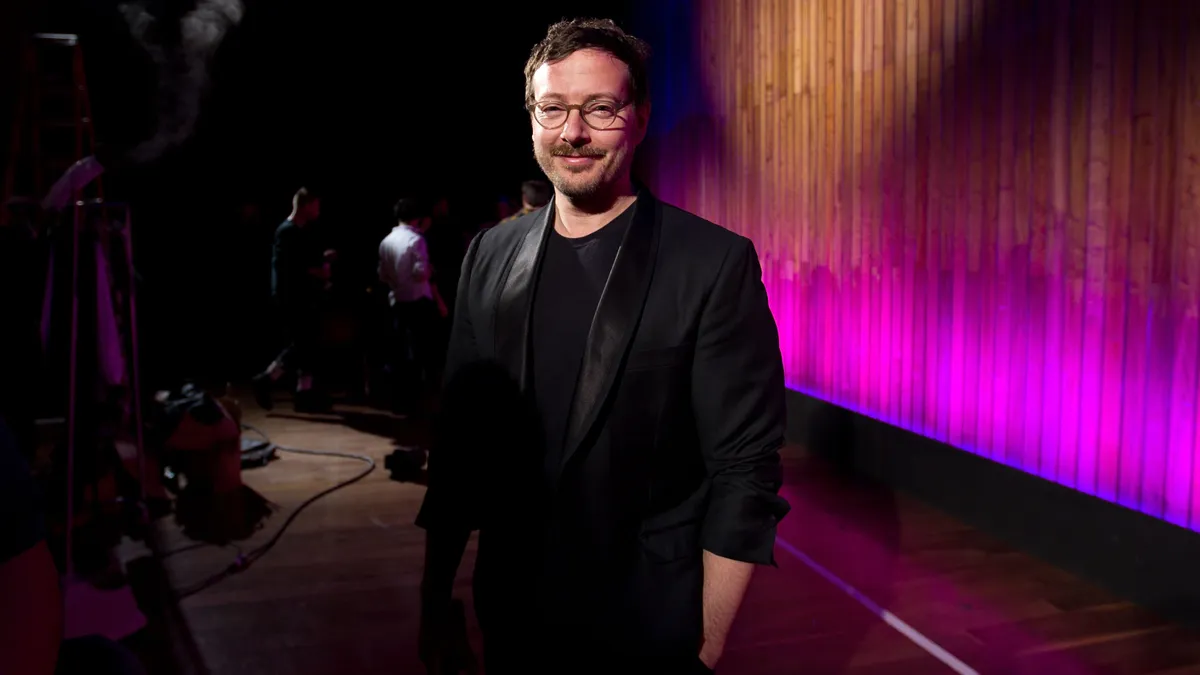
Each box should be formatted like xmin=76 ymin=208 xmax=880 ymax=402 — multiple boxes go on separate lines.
xmin=417 ymin=188 xmax=790 ymax=665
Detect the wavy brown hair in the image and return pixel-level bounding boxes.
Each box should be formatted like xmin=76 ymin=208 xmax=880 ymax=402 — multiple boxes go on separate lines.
xmin=523 ymin=18 xmax=652 ymax=109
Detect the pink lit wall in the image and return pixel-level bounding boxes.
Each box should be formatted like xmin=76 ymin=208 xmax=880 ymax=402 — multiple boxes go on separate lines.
xmin=636 ymin=0 xmax=1200 ymax=530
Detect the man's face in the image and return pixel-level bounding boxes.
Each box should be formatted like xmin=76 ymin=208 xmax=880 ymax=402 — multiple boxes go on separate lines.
xmin=432 ymin=198 xmax=449 ymax=219
xmin=304 ymin=199 xmax=321 ymax=222
xmin=530 ymin=48 xmax=649 ymax=202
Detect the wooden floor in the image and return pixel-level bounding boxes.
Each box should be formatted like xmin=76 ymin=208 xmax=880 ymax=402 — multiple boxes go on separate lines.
xmin=140 ymin=395 xmax=1200 ymax=675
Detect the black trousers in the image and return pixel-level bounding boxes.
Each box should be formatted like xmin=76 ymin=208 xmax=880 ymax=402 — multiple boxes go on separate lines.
xmin=388 ymin=297 xmax=439 ymax=413
xmin=477 ymin=594 xmax=712 ymax=675
xmin=480 ymin=635 xmax=714 ymax=675
xmin=271 ymin=302 xmax=322 ymax=379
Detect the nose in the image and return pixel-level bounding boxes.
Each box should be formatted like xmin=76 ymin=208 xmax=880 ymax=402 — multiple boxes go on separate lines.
xmin=559 ymin=109 xmax=591 ymax=146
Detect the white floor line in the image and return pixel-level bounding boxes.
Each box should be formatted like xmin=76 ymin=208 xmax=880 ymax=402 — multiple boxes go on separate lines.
xmin=775 ymin=536 xmax=980 ymax=675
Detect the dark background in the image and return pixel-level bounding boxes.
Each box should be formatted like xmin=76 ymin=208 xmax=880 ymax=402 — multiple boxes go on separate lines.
xmin=3 ymin=0 xmax=661 ymax=389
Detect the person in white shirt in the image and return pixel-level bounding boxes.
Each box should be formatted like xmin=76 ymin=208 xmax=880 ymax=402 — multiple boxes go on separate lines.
xmin=379 ymin=198 xmax=442 ymax=416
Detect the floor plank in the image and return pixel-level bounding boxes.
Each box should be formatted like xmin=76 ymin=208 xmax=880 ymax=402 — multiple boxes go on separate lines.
xmin=135 ymin=396 xmax=1200 ymax=674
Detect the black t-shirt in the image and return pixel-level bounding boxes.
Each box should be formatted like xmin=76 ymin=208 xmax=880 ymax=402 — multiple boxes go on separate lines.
xmin=530 ymin=205 xmax=634 ymax=483
xmin=271 ymin=219 xmax=325 ymax=306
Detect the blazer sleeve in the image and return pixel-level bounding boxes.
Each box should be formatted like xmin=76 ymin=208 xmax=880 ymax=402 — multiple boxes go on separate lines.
xmin=693 ymin=237 xmax=791 ymax=565
xmin=415 ymin=232 xmax=485 ymax=532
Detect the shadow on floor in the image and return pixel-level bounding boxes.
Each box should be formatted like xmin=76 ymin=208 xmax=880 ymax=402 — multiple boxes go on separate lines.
xmin=265 ymin=405 xmax=431 ymax=447
xmin=123 ymin=551 xmax=212 ymax=675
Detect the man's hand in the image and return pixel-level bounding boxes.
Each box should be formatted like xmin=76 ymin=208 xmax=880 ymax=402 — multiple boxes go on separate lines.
xmin=418 ymin=528 xmax=472 ymax=673
xmin=698 ymin=642 xmax=722 ymax=671
xmin=323 ymin=248 xmax=338 ymax=262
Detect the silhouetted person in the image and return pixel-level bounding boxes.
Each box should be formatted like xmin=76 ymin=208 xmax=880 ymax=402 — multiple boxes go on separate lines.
xmin=418 ymin=19 xmax=789 ymax=675
xmin=496 ymin=180 xmax=552 ymax=228
xmin=423 ymin=196 xmax=463 ymax=323
xmin=520 ymin=179 xmax=552 ymax=211
xmin=252 ymin=187 xmax=333 ymax=413
xmin=379 ymin=198 xmax=443 ymax=417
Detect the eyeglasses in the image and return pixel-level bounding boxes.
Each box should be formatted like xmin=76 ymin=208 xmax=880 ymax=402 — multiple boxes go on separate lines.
xmin=528 ymin=99 xmax=631 ymax=130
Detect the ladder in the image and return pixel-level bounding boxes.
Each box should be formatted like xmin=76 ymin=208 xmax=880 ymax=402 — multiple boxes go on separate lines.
xmin=2 ymin=32 xmax=103 ymax=224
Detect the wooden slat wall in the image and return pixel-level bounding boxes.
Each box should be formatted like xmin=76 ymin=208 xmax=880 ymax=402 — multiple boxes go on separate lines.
xmin=638 ymin=0 xmax=1200 ymax=530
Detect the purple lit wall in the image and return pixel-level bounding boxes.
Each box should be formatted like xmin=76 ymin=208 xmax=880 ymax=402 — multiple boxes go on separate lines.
xmin=635 ymin=0 xmax=1200 ymax=530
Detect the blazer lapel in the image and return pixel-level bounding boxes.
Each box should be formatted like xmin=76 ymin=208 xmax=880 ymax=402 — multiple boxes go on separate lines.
xmin=494 ymin=199 xmax=554 ymax=391
xmin=560 ymin=190 xmax=661 ymax=475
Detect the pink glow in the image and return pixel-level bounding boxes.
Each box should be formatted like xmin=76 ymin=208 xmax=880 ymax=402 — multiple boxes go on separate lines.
xmin=638 ymin=0 xmax=1200 ymax=534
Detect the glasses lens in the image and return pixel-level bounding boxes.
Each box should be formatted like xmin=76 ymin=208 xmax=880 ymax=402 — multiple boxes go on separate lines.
xmin=535 ymin=107 xmax=566 ymax=128
xmin=582 ymin=109 xmax=617 ymax=129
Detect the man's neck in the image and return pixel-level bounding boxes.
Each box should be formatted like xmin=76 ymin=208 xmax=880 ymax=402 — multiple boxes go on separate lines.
xmin=554 ymin=178 xmax=637 ymax=239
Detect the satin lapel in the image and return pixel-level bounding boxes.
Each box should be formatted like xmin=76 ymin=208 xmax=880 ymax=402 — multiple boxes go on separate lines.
xmin=494 ymin=198 xmax=554 ymax=391
xmin=560 ymin=191 xmax=661 ymax=476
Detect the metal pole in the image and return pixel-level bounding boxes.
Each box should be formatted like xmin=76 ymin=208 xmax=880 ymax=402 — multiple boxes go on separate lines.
xmin=122 ymin=207 xmax=147 ymax=517
xmin=64 ymin=201 xmax=80 ymax=579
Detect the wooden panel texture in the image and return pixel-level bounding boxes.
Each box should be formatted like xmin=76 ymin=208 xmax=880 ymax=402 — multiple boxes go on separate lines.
xmin=636 ymin=0 xmax=1200 ymax=530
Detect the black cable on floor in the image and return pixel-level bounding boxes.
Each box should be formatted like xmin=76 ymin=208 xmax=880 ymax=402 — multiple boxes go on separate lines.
xmin=174 ymin=424 xmax=376 ymax=599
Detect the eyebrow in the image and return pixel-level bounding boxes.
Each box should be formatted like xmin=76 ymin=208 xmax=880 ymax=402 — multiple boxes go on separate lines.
xmin=535 ymin=92 xmax=623 ymax=103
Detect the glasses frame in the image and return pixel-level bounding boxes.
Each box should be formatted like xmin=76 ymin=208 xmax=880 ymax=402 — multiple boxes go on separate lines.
xmin=526 ymin=99 xmax=632 ymax=131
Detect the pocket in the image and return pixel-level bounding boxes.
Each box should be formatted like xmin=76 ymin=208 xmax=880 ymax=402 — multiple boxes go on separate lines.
xmin=638 ymin=481 xmax=710 ymax=562
xmin=639 ymin=521 xmax=701 ymax=563
xmin=625 ymin=343 xmax=694 ymax=372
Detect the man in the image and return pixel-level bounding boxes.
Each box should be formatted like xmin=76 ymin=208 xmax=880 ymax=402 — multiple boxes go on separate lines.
xmin=423 ymin=196 xmax=465 ymax=318
xmin=417 ymin=18 xmax=789 ymax=674
xmin=378 ymin=197 xmax=444 ymax=416
xmin=496 ymin=179 xmax=552 ymax=226
xmin=252 ymin=187 xmax=332 ymax=413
